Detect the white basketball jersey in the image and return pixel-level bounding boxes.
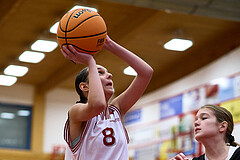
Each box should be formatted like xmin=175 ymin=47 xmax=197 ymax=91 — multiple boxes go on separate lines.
xmin=64 ymin=105 xmax=130 ymax=160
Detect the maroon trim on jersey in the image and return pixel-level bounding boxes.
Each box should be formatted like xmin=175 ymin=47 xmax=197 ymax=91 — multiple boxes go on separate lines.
xmin=63 ymin=117 xmax=92 ymax=154
xmin=76 ymin=119 xmax=91 ymax=152
xmin=63 ymin=118 xmax=71 ymax=149
xmin=109 ymin=105 xmax=130 ymax=144
xmin=64 ymin=105 xmax=130 ymax=155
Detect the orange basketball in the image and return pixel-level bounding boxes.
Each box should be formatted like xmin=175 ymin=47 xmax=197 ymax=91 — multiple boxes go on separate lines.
xmin=57 ymin=8 xmax=107 ymax=55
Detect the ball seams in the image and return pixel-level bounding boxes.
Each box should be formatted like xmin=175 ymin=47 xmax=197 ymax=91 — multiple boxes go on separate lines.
xmin=62 ymin=44 xmax=100 ymax=53
xmin=57 ymin=30 xmax=107 ymax=39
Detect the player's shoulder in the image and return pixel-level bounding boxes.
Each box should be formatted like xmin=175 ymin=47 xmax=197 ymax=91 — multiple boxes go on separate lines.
xmin=69 ymin=102 xmax=87 ymax=112
xmin=68 ymin=102 xmax=89 ymax=122
xmin=109 ymin=98 xmax=123 ymax=113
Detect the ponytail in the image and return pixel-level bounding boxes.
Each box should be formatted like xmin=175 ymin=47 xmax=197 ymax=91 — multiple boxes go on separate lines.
xmin=229 ymin=135 xmax=240 ymax=147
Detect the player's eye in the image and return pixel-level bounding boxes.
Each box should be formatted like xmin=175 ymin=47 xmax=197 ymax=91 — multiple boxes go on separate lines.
xmin=98 ymin=71 xmax=104 ymax=74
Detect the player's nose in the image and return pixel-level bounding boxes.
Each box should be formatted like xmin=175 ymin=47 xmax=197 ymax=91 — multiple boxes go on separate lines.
xmin=107 ymin=72 xmax=112 ymax=79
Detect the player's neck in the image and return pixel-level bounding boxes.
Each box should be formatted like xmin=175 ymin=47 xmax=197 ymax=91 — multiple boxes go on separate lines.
xmin=204 ymin=143 xmax=229 ymax=160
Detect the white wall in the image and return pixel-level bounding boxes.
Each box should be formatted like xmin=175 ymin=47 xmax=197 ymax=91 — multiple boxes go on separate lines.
xmin=43 ymin=88 xmax=78 ymax=153
xmin=136 ymin=46 xmax=240 ymax=108
xmin=0 ymin=83 xmax=34 ymax=106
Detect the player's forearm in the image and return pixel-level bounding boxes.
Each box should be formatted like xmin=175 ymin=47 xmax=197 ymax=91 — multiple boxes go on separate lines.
xmin=87 ymin=60 xmax=106 ymax=111
xmin=105 ymin=40 xmax=153 ymax=78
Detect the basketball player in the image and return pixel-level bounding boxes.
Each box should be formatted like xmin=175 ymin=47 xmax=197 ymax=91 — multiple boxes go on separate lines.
xmin=170 ymin=104 xmax=240 ymax=160
xmin=61 ymin=35 xmax=153 ymax=160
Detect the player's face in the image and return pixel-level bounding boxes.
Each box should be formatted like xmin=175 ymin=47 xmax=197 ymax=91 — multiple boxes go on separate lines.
xmin=96 ymin=65 xmax=114 ymax=95
xmin=194 ymin=108 xmax=221 ymax=142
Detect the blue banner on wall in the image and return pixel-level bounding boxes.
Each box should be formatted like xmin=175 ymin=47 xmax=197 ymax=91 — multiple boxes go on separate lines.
xmin=218 ymin=77 xmax=234 ymax=102
xmin=124 ymin=109 xmax=141 ymax=125
xmin=160 ymin=94 xmax=183 ymax=119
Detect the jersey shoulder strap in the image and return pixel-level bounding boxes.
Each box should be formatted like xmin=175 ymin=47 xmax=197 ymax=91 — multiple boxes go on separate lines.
xmin=230 ymin=147 xmax=240 ymax=160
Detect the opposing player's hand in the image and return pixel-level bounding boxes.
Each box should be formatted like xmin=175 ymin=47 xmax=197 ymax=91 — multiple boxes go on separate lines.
xmin=61 ymin=45 xmax=94 ymax=65
xmin=169 ymin=153 xmax=189 ymax=160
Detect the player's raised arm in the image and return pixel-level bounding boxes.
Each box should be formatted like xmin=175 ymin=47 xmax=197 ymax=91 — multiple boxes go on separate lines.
xmin=103 ymin=36 xmax=153 ymax=115
xmin=61 ymin=45 xmax=106 ymax=121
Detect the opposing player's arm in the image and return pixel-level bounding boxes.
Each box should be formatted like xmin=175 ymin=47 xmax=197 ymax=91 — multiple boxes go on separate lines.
xmin=103 ymin=36 xmax=153 ymax=115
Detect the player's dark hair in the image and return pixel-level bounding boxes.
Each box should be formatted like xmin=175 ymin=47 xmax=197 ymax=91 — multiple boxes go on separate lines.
xmin=75 ymin=67 xmax=88 ymax=103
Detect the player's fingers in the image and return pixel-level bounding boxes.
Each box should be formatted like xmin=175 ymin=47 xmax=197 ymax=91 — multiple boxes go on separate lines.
xmin=68 ymin=45 xmax=90 ymax=58
xmin=68 ymin=45 xmax=77 ymax=54
xmin=177 ymin=153 xmax=189 ymax=160
xmin=62 ymin=45 xmax=75 ymax=57
xmin=174 ymin=154 xmax=184 ymax=160
xmin=60 ymin=48 xmax=68 ymax=58
xmin=61 ymin=48 xmax=75 ymax=62
xmin=179 ymin=153 xmax=188 ymax=159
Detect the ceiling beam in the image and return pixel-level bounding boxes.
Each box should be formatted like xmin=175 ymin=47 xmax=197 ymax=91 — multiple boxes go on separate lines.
xmin=37 ymin=61 xmax=82 ymax=93
xmin=103 ymin=0 xmax=240 ymax=21
xmin=146 ymin=27 xmax=240 ymax=94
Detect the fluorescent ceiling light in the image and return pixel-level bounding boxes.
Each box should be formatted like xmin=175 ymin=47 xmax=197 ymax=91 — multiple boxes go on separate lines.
xmin=17 ymin=110 xmax=31 ymax=117
xmin=70 ymin=5 xmax=98 ymax=12
xmin=50 ymin=22 xmax=59 ymax=34
xmin=0 ymin=75 xmax=17 ymax=86
xmin=19 ymin=51 xmax=45 ymax=63
xmin=4 ymin=65 xmax=28 ymax=77
xmin=124 ymin=66 xmax=137 ymax=76
xmin=31 ymin=40 xmax=58 ymax=52
xmin=0 ymin=112 xmax=15 ymax=119
xmin=164 ymin=38 xmax=193 ymax=51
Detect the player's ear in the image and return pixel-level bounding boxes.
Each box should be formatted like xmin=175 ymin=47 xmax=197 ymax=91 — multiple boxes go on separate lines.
xmin=219 ymin=121 xmax=228 ymax=133
xmin=79 ymin=82 xmax=89 ymax=92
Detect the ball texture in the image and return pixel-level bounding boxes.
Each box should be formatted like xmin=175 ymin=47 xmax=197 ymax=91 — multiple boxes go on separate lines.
xmin=57 ymin=8 xmax=107 ymax=55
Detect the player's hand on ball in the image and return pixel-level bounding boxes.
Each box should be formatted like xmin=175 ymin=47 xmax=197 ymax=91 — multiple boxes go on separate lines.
xmin=61 ymin=45 xmax=94 ymax=65
xmin=102 ymin=35 xmax=112 ymax=50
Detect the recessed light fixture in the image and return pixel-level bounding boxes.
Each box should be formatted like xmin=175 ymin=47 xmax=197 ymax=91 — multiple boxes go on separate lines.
xmin=19 ymin=51 xmax=45 ymax=63
xmin=0 ymin=112 xmax=15 ymax=119
xmin=70 ymin=5 xmax=98 ymax=12
xmin=0 ymin=75 xmax=17 ymax=86
xmin=17 ymin=110 xmax=31 ymax=117
xmin=4 ymin=65 xmax=28 ymax=77
xmin=164 ymin=38 xmax=193 ymax=51
xmin=123 ymin=66 xmax=137 ymax=76
xmin=31 ymin=40 xmax=58 ymax=52
xmin=50 ymin=22 xmax=59 ymax=34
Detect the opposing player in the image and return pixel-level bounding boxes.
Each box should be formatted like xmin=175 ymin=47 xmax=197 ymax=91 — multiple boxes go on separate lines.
xmin=170 ymin=104 xmax=240 ymax=160
xmin=61 ymin=35 xmax=153 ymax=160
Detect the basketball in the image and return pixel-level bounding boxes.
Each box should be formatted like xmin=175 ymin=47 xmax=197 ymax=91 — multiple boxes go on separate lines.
xmin=57 ymin=8 xmax=107 ymax=55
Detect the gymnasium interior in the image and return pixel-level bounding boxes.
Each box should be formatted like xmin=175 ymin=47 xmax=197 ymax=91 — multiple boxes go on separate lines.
xmin=0 ymin=0 xmax=240 ymax=159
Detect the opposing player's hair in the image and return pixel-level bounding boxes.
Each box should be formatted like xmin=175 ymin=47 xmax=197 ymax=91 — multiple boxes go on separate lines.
xmin=75 ymin=67 xmax=88 ymax=103
xmin=200 ymin=104 xmax=240 ymax=146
